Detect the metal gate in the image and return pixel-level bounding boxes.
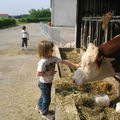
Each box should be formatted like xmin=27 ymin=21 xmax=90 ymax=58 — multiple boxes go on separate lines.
xmin=80 ymin=16 xmax=120 ymax=49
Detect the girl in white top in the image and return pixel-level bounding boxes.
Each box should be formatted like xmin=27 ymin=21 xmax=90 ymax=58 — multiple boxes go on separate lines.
xmin=35 ymin=40 xmax=79 ymax=118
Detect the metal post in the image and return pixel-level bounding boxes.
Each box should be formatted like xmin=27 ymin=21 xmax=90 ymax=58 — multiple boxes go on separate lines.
xmin=105 ymin=28 xmax=108 ymax=43
xmin=75 ymin=0 xmax=82 ymax=48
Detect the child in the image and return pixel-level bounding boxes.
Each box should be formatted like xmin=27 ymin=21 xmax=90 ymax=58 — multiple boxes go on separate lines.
xmin=21 ymin=26 xmax=29 ymax=50
xmin=35 ymin=40 xmax=79 ymax=119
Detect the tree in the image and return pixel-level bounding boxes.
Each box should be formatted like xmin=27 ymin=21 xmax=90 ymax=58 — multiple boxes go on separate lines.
xmin=18 ymin=8 xmax=51 ymax=23
xmin=29 ymin=8 xmax=51 ymax=18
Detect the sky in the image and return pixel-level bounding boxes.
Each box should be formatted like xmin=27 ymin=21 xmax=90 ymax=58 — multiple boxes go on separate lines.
xmin=0 ymin=0 xmax=50 ymax=16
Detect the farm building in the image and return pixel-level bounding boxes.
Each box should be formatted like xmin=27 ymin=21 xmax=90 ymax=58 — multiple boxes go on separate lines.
xmin=76 ymin=0 xmax=120 ymax=48
xmin=0 ymin=14 xmax=10 ymax=18
xmin=50 ymin=0 xmax=120 ymax=48
xmin=50 ymin=0 xmax=77 ymax=27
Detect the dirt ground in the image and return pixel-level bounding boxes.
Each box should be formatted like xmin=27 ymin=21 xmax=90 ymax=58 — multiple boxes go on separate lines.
xmin=0 ymin=23 xmax=54 ymax=120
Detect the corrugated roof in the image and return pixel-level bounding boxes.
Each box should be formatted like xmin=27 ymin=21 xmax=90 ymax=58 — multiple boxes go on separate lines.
xmin=0 ymin=14 xmax=9 ymax=17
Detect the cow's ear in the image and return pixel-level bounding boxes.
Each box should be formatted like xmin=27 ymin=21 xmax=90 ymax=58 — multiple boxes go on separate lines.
xmin=91 ymin=48 xmax=99 ymax=63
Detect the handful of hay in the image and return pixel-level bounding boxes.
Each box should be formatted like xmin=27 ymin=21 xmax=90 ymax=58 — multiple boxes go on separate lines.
xmin=102 ymin=12 xmax=113 ymax=30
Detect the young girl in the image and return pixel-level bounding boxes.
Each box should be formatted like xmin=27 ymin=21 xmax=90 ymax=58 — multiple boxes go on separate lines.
xmin=35 ymin=40 xmax=79 ymax=119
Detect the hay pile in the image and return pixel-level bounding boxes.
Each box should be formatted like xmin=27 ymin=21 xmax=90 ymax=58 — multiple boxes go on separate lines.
xmin=56 ymin=78 xmax=120 ymax=120
xmin=56 ymin=48 xmax=120 ymax=120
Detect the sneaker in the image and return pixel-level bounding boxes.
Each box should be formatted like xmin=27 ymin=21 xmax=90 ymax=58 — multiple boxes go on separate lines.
xmin=35 ymin=106 xmax=42 ymax=114
xmin=25 ymin=47 xmax=27 ymax=50
xmin=42 ymin=113 xmax=54 ymax=120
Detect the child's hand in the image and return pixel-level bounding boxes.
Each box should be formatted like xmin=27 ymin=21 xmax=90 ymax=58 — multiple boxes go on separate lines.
xmin=76 ymin=62 xmax=81 ymax=68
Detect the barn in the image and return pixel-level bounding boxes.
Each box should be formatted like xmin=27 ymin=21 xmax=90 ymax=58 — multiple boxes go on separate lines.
xmin=50 ymin=0 xmax=120 ymax=48
xmin=50 ymin=0 xmax=77 ymax=27
xmin=76 ymin=0 xmax=120 ymax=48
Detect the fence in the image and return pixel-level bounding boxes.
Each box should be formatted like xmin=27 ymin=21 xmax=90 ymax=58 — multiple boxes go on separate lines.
xmin=80 ymin=16 xmax=120 ymax=49
xmin=40 ymin=23 xmax=61 ymax=45
xmin=40 ymin=23 xmax=75 ymax=47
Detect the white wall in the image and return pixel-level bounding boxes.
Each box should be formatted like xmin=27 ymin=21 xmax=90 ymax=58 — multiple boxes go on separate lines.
xmin=51 ymin=0 xmax=77 ymax=27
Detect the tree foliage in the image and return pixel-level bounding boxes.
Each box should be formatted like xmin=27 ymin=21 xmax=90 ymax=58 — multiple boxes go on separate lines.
xmin=18 ymin=8 xmax=51 ymax=23
xmin=29 ymin=8 xmax=51 ymax=18
xmin=0 ymin=18 xmax=16 ymax=28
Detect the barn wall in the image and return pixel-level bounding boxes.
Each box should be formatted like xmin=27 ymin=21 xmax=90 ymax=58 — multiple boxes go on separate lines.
xmin=51 ymin=0 xmax=77 ymax=27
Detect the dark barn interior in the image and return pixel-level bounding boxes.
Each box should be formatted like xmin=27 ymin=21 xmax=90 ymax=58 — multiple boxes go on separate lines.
xmin=80 ymin=0 xmax=120 ymax=16
xmin=76 ymin=0 xmax=120 ymax=48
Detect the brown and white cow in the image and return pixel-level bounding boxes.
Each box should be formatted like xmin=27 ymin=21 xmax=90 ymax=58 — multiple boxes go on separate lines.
xmin=73 ymin=35 xmax=120 ymax=85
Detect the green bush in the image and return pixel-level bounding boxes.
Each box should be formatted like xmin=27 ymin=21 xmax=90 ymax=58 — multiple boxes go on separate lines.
xmin=18 ymin=18 xmax=28 ymax=23
xmin=29 ymin=8 xmax=51 ymax=18
xmin=0 ymin=18 xmax=16 ymax=28
xmin=18 ymin=8 xmax=51 ymax=23
xmin=18 ymin=17 xmax=51 ymax=23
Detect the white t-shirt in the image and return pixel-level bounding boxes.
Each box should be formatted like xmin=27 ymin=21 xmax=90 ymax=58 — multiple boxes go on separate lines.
xmin=21 ymin=30 xmax=29 ymax=38
xmin=37 ymin=56 xmax=62 ymax=83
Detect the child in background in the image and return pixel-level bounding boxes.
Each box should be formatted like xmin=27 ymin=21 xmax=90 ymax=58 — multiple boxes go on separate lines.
xmin=35 ymin=40 xmax=79 ymax=119
xmin=21 ymin=26 xmax=29 ymax=50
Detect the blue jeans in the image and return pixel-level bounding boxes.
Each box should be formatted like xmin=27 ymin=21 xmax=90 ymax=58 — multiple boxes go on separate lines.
xmin=37 ymin=82 xmax=52 ymax=115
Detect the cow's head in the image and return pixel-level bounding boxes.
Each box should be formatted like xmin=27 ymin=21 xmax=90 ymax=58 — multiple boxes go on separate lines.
xmin=73 ymin=43 xmax=115 ymax=85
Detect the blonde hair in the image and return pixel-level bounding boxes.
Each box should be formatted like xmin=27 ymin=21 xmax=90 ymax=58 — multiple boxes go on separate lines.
xmin=38 ymin=40 xmax=54 ymax=58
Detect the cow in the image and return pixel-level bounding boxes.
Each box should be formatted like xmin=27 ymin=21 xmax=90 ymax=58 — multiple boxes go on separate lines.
xmin=73 ymin=35 xmax=120 ymax=85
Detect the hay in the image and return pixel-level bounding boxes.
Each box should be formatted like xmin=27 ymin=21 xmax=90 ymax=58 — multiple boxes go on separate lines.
xmin=56 ymin=48 xmax=120 ymax=120
xmin=102 ymin=12 xmax=113 ymax=30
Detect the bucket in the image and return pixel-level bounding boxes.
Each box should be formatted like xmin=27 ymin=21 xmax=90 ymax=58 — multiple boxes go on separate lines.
xmin=95 ymin=94 xmax=110 ymax=107
xmin=116 ymin=102 xmax=120 ymax=113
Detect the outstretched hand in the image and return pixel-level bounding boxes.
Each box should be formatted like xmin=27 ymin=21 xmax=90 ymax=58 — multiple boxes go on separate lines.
xmin=76 ymin=62 xmax=81 ymax=68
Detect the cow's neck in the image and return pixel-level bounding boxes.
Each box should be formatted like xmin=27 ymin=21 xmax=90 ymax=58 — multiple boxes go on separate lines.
xmin=111 ymin=59 xmax=120 ymax=73
xmin=98 ymin=48 xmax=120 ymax=73
xmin=97 ymin=58 xmax=115 ymax=80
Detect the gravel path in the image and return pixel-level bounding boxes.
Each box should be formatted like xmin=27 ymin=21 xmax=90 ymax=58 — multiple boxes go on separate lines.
xmin=0 ymin=23 xmax=51 ymax=120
